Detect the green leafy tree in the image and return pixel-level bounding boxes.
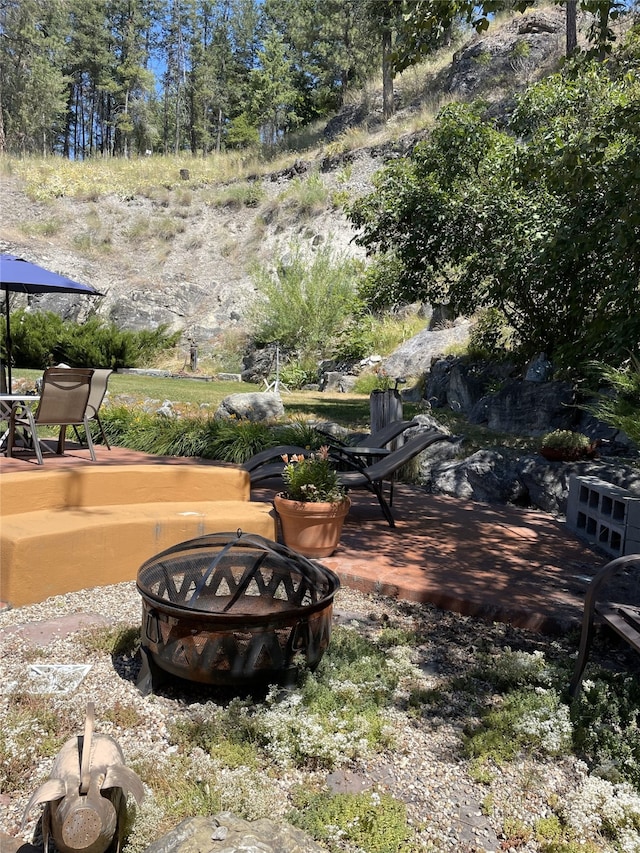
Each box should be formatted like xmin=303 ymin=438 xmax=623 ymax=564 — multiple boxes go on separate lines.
xmin=263 ymin=0 xmax=379 ymax=121
xmin=250 ymin=243 xmax=361 ymax=360
xmin=349 ymin=51 xmax=640 ymax=370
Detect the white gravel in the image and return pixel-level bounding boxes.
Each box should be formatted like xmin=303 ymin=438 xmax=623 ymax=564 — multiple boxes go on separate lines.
xmin=0 ymin=583 xmax=590 ymax=852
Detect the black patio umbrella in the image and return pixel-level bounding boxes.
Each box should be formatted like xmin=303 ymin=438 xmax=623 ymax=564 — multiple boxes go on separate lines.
xmin=0 ymin=254 xmax=102 ymax=392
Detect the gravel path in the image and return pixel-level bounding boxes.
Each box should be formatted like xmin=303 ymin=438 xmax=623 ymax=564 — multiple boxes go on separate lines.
xmin=0 ymin=583 xmax=592 ymax=852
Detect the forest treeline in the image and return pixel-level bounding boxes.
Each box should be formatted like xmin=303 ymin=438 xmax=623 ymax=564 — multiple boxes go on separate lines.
xmin=1 ymin=0 xmax=634 ymax=160
xmin=1 ymin=0 xmax=388 ymax=159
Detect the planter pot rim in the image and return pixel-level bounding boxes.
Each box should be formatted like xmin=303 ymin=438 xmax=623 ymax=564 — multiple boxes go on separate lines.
xmin=275 ymin=493 xmax=350 ymax=510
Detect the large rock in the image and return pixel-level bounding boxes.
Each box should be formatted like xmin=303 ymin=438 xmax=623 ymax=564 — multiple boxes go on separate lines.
xmin=321 ymin=371 xmax=358 ymax=393
xmin=381 ymin=321 xmax=472 ymax=379
xmin=143 ymin=813 xmax=325 ymax=853
xmin=241 ymin=345 xmax=278 ymax=384
xmin=423 ymin=357 xmax=516 ymax=412
xmin=215 ymin=392 xmax=284 ymax=422
xmin=426 ymin=451 xmax=640 ymax=516
xmin=469 ymin=380 xmax=578 ymax=434
xmin=427 ymin=450 xmax=527 ymax=504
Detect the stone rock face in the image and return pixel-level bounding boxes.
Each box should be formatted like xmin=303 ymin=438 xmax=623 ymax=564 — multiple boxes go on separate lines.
xmin=381 ymin=321 xmax=472 ymax=379
xmin=426 ymin=452 xmax=640 ymax=516
xmin=446 ymin=9 xmax=565 ymax=98
xmin=427 ymin=450 xmax=527 ymax=505
xmin=241 ymin=345 xmax=278 ymax=384
xmin=143 ymin=813 xmax=325 ymax=853
xmin=469 ymin=380 xmax=578 ymax=434
xmin=215 ymin=392 xmax=284 ymax=422
xmin=424 ymin=358 xmax=516 ymax=412
xmin=321 ymin=371 xmax=358 ymax=393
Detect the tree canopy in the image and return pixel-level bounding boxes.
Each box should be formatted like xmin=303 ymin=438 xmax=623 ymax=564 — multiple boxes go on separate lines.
xmin=0 ymin=0 xmax=380 ymax=157
xmin=348 ymin=33 xmax=640 ymax=370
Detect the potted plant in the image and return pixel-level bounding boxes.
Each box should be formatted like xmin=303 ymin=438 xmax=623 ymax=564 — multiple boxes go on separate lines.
xmin=273 ymin=447 xmax=351 ymax=558
xmin=539 ymin=429 xmax=598 ymax=462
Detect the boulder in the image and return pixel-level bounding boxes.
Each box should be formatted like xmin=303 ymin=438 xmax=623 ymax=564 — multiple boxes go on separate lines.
xmin=381 ymin=321 xmax=472 ymax=379
xmin=424 ymin=450 xmax=640 ymax=516
xmin=428 ymin=450 xmax=526 ymax=504
xmin=321 ymin=371 xmax=358 ymax=393
xmin=241 ymin=345 xmax=278 ymax=384
xmin=143 ymin=813 xmax=325 ymax=853
xmin=215 ymin=392 xmax=284 ymax=422
xmin=424 ymin=357 xmax=515 ymax=412
xmin=469 ymin=380 xmax=578 ymax=434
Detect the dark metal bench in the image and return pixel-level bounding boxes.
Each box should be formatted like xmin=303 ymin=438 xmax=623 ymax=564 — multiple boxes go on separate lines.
xmin=570 ymin=554 xmax=640 ymax=697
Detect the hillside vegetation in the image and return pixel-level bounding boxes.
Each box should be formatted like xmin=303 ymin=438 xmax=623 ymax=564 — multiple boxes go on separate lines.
xmin=0 ymin=4 xmax=638 ymax=380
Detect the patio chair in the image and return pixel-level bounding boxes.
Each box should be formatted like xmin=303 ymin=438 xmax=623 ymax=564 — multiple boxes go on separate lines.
xmin=317 ymin=419 xmax=419 ymax=452
xmin=242 ymin=444 xmax=312 ymax=473
xmin=249 ymin=429 xmax=458 ymax=527
xmin=569 ymin=554 xmax=640 ymax=697
xmin=6 ymin=367 xmax=96 ymax=464
xmin=73 ymin=368 xmax=113 ymax=449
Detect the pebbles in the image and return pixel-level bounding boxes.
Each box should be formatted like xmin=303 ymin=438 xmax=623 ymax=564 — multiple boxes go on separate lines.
xmin=1 ymin=582 xmax=586 ymax=852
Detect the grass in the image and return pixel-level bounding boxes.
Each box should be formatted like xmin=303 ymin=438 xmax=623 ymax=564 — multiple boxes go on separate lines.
xmin=11 ymin=368 xmax=380 ymax=428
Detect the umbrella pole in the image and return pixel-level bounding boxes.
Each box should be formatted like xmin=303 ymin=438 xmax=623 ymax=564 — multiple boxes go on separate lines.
xmin=3 ymin=287 xmax=11 ymax=393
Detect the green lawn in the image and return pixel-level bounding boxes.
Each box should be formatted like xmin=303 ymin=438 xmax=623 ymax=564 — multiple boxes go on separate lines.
xmin=11 ymin=368 xmax=379 ymax=429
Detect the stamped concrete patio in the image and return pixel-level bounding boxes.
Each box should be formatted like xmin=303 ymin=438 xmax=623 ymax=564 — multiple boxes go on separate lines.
xmin=1 ymin=442 xmax=603 ymax=631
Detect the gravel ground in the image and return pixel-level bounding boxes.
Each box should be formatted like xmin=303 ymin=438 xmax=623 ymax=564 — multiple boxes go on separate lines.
xmin=0 ymin=583 xmax=602 ymax=852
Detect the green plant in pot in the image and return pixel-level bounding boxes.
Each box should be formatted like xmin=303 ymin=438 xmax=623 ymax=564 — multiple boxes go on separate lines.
xmin=274 ymin=447 xmax=350 ymax=558
xmin=539 ymin=429 xmax=597 ymax=461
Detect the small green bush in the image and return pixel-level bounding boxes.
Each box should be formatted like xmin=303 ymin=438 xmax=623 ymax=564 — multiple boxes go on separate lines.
xmin=540 ymin=430 xmax=591 ymax=452
xmin=249 ymin=242 xmax=360 ymax=361
xmin=4 ymin=310 xmax=180 ymax=370
xmin=468 ymin=307 xmax=515 ymax=360
xmin=585 ymin=356 xmax=640 ymax=445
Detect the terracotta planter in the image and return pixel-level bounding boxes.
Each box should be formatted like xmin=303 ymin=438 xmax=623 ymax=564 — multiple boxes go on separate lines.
xmin=274 ymin=494 xmax=351 ymax=558
xmin=539 ymin=443 xmax=598 ymax=462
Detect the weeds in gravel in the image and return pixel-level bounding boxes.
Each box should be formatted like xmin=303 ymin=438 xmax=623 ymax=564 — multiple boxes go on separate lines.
xmin=289 ymin=788 xmax=414 ymax=853
xmin=0 ymin=695 xmax=75 ymax=792
xmin=457 ymin=645 xmax=640 ymax=852
xmin=102 ymin=701 xmax=143 ymax=729
xmin=80 ymin=625 xmax=140 ymax=657
xmin=166 ymin=625 xmax=419 ymax=774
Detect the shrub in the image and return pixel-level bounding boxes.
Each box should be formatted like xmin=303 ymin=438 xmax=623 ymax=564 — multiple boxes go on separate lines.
xmin=4 ymin=310 xmax=180 ymax=369
xmin=584 ymin=356 xmax=640 ymax=445
xmin=249 ymin=242 xmax=360 ymax=361
xmin=468 ymin=307 xmax=515 ymax=360
xmin=288 ymin=788 xmax=414 ymax=853
xmin=540 ymin=430 xmax=591 ymax=452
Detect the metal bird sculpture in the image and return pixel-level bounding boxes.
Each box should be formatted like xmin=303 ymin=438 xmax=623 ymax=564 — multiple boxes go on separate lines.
xmin=22 ymin=703 xmax=144 ymax=853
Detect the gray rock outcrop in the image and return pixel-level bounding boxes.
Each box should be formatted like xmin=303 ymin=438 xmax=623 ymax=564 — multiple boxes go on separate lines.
xmin=215 ymin=392 xmax=284 ymax=422
xmin=143 ymin=813 xmax=325 ymax=853
xmin=426 ymin=452 xmax=640 ymax=516
xmin=382 ymin=321 xmax=472 ymax=379
xmin=470 ymin=380 xmax=578 ymax=434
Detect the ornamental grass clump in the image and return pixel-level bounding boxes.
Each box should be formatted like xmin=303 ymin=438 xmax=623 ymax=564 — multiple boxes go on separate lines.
xmin=281 ymin=447 xmax=346 ymax=504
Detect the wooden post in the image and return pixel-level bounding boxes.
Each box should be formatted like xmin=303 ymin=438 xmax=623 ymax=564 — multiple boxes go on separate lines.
xmin=370 ymin=389 xmax=403 ymax=437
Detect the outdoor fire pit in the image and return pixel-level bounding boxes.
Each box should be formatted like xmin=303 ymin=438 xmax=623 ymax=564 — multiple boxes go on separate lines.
xmin=136 ymin=531 xmax=340 ymax=692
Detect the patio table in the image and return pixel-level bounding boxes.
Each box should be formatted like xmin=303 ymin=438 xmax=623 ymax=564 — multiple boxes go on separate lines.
xmin=0 ymin=394 xmax=40 ymax=453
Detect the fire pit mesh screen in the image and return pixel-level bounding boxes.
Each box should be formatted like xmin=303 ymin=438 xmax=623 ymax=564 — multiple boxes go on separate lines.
xmin=136 ymin=531 xmax=340 ymax=689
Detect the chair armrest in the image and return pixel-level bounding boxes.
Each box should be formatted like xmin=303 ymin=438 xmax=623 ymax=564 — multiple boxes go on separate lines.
xmin=584 ymin=555 xmax=640 ymax=620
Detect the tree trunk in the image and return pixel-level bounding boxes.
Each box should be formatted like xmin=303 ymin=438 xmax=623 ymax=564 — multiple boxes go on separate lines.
xmin=566 ymin=1 xmax=577 ymax=56
xmin=382 ymin=27 xmax=394 ymax=121
xmin=0 ymin=90 xmax=5 ymax=153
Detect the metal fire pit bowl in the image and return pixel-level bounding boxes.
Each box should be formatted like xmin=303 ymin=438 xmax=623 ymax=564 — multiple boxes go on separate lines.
xmin=136 ymin=531 xmax=340 ymax=692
